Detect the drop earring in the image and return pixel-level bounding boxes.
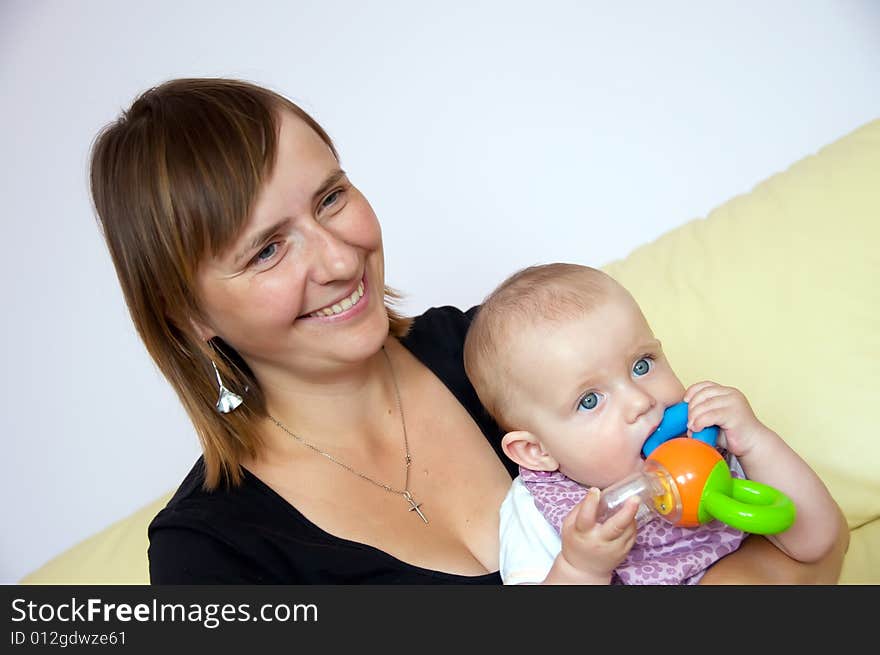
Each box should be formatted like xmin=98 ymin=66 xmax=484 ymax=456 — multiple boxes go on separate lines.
xmin=212 ymin=360 xmax=243 ymax=413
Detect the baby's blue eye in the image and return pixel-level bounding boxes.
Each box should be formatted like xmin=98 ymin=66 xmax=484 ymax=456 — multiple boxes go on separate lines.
xmin=578 ymin=392 xmax=600 ymax=411
xmin=632 ymin=357 xmax=652 ymax=376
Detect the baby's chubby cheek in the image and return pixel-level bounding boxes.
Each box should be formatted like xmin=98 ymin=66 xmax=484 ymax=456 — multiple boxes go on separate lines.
xmin=659 ymin=375 xmax=687 ymax=403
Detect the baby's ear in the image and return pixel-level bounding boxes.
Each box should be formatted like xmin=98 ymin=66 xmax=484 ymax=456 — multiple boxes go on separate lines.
xmin=501 ymin=431 xmax=559 ymax=472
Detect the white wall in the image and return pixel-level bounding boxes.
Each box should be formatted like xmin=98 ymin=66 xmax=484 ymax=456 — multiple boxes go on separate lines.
xmin=2 ymin=0 xmax=878 ymax=583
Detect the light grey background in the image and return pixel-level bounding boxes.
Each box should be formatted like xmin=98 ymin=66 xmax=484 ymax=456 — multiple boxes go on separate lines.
xmin=2 ymin=1 xmax=878 ymax=584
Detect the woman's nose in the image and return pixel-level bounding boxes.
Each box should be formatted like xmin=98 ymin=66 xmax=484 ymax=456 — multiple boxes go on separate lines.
xmin=307 ymin=222 xmax=360 ymax=284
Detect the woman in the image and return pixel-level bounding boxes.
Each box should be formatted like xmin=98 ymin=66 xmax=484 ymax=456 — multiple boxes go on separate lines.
xmin=89 ymin=78 xmax=848 ymax=583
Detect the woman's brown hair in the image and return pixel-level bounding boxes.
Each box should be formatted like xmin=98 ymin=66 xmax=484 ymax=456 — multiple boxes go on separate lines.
xmin=90 ymin=78 xmax=409 ymax=489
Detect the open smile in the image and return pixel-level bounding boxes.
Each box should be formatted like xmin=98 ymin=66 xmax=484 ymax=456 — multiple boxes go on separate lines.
xmin=298 ymin=274 xmax=368 ymax=321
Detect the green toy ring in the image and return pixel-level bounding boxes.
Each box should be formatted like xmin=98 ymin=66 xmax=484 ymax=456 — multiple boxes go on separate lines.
xmin=701 ymin=462 xmax=797 ymax=534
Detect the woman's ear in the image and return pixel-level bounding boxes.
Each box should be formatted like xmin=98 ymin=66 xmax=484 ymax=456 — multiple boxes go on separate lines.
xmin=501 ymin=431 xmax=559 ymax=472
xmin=189 ymin=316 xmax=215 ymax=342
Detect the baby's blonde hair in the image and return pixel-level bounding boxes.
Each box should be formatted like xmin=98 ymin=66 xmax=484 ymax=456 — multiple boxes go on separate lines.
xmin=464 ymin=263 xmax=620 ymax=430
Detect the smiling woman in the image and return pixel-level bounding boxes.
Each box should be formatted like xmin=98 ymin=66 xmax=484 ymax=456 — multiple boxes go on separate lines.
xmin=87 ymin=78 xmax=849 ymax=584
xmin=90 ymin=79 xmax=407 ymax=491
xmin=190 ymin=111 xmax=393 ymax=407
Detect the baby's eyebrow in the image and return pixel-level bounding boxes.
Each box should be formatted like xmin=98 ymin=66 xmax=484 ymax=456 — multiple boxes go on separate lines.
xmin=637 ymin=338 xmax=662 ymax=352
xmin=566 ymin=374 xmax=600 ymax=408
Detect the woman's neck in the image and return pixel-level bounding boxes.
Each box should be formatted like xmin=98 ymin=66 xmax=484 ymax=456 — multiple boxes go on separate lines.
xmin=252 ymin=337 xmax=404 ymax=459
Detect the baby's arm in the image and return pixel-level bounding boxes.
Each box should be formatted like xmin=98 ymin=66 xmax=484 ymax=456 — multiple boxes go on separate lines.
xmin=684 ymin=382 xmax=843 ymax=563
xmin=699 ymin=521 xmax=849 ymax=584
xmin=541 ymin=489 xmax=639 ymax=584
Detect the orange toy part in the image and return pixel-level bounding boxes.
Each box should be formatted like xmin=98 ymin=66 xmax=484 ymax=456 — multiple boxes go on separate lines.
xmin=647 ymin=438 xmax=722 ymax=527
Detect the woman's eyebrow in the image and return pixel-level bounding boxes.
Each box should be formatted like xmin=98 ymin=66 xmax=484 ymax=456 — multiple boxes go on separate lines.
xmin=313 ymin=168 xmax=346 ymax=202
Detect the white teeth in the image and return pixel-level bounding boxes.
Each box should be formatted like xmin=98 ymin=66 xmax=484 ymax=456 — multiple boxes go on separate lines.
xmin=308 ymin=281 xmax=365 ymax=318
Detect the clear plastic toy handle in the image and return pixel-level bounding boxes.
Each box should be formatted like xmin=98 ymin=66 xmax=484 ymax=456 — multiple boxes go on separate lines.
xmin=596 ymin=467 xmax=680 ymax=527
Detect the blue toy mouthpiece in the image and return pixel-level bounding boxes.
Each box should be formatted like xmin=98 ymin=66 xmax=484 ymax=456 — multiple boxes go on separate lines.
xmin=641 ymin=401 xmax=719 ymax=458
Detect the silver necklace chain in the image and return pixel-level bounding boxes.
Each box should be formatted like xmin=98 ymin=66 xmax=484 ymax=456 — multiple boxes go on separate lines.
xmin=267 ymin=346 xmax=428 ymax=524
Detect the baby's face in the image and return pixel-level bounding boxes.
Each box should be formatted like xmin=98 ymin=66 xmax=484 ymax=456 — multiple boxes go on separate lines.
xmin=505 ymin=292 xmax=685 ymax=488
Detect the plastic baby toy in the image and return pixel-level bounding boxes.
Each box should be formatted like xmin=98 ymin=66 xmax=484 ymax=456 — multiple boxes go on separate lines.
xmin=596 ymin=402 xmax=796 ymax=534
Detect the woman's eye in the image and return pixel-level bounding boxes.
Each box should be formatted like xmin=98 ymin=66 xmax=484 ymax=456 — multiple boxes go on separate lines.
xmin=578 ymin=392 xmax=601 ymax=412
xmin=632 ymin=357 xmax=653 ymax=377
xmin=253 ymin=242 xmax=278 ymax=264
xmin=320 ymin=189 xmax=343 ymax=209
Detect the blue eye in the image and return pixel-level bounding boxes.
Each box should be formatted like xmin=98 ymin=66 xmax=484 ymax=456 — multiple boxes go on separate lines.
xmin=632 ymin=357 xmax=652 ymax=377
xmin=578 ymin=392 xmax=601 ymax=412
xmin=321 ymin=189 xmax=343 ymax=209
xmin=254 ymin=242 xmax=278 ymax=264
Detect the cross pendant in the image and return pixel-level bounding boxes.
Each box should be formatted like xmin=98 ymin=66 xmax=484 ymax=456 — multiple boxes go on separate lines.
xmin=403 ymin=491 xmax=428 ymax=524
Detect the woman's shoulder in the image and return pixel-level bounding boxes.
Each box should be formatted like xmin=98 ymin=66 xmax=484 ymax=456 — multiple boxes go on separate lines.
xmin=146 ymin=458 xmax=287 ymax=583
xmin=148 ymin=457 xmax=268 ymax=541
xmin=401 ymin=304 xmax=479 ymax=356
xmin=398 ymin=303 xmax=480 ymax=377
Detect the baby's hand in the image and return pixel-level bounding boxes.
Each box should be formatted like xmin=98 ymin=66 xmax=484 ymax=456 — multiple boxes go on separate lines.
xmin=559 ymin=488 xmax=638 ymax=583
xmin=683 ymin=381 xmax=769 ymax=458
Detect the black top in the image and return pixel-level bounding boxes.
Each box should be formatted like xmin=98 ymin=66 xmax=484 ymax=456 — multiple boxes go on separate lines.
xmin=148 ymin=305 xmax=515 ymax=584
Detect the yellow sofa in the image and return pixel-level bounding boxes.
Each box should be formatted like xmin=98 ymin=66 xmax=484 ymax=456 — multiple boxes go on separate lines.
xmin=22 ymin=119 xmax=879 ymax=585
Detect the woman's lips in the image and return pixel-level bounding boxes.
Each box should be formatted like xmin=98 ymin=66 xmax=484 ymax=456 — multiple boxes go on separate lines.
xmin=298 ymin=275 xmax=369 ymax=323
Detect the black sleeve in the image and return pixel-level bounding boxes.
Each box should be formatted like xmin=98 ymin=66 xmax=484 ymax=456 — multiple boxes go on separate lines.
xmin=148 ymin=527 xmax=280 ymax=584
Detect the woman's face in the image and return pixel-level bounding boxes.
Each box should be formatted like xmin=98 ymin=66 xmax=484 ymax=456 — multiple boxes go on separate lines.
xmin=194 ymin=110 xmax=388 ymax=380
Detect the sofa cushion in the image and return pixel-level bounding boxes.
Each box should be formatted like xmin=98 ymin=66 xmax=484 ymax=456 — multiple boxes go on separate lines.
xmin=20 ymin=493 xmax=172 ymax=584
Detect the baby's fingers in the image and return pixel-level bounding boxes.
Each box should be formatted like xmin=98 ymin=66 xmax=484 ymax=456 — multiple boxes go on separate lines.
xmin=599 ymin=495 xmax=639 ymax=540
xmin=683 ymin=381 xmax=718 ymax=403
xmin=572 ymin=488 xmax=601 ymax=532
xmin=688 ymin=394 xmax=737 ymax=432
xmin=686 ymin=383 xmax=731 ymax=411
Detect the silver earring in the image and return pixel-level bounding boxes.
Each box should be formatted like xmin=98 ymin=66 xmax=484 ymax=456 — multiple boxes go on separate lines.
xmin=212 ymin=360 xmax=243 ymax=413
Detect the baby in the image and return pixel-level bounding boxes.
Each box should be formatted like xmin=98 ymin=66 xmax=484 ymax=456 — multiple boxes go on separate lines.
xmin=464 ymin=263 xmax=841 ymax=584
